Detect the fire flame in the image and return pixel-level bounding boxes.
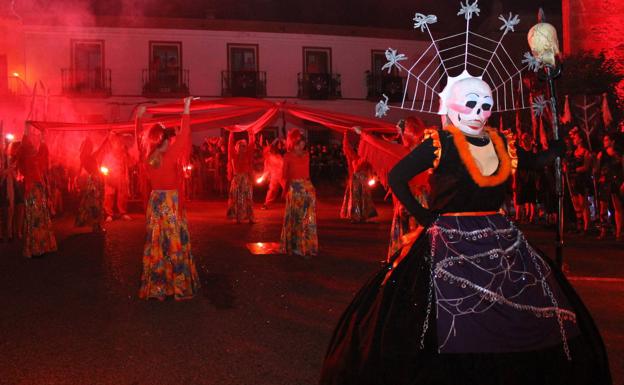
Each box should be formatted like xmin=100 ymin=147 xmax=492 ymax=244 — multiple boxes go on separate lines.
xmin=100 ymin=166 xmax=109 ymax=176
xmin=5 ymin=133 xmax=15 ymax=142
xmin=368 ymin=178 xmax=376 ymax=187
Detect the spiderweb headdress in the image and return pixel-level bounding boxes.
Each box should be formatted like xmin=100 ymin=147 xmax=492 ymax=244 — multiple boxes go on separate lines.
xmin=375 ymin=0 xmax=540 ymax=118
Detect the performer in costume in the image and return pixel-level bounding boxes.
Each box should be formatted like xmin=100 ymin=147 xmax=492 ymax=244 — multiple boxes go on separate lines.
xmin=139 ymin=97 xmax=200 ymax=301
xmin=320 ymin=78 xmax=611 ymax=385
xmin=356 ymin=117 xmax=430 ymax=258
xmin=320 ymin=4 xmax=611 ymax=384
xmin=280 ymin=130 xmax=318 ymax=257
xmin=227 ymin=130 xmax=256 ymax=223
xmin=260 ymin=139 xmax=285 ymax=210
xmin=340 ymin=131 xmax=378 ymax=223
xmin=16 ymin=123 xmax=57 ymax=258
xmin=75 ymin=136 xmax=107 ymax=232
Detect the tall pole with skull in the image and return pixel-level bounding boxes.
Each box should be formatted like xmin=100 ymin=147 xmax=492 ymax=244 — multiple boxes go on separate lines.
xmin=528 ymin=11 xmax=564 ymax=267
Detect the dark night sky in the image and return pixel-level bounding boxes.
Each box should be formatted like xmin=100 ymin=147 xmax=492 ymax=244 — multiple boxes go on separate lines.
xmin=16 ymin=0 xmax=561 ymax=30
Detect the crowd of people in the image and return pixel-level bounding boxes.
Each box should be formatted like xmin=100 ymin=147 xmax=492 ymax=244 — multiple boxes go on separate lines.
xmin=0 ymin=98 xmax=620 ymax=308
xmin=510 ymin=126 xmax=624 ymax=241
xmin=1 ymin=112 xmax=622 ymax=257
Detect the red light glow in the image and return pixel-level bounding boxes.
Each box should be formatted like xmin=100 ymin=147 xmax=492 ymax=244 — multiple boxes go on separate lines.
xmin=368 ymin=178 xmax=376 ymax=187
xmin=100 ymin=166 xmax=109 ymax=176
xmin=5 ymin=133 xmax=15 ymax=142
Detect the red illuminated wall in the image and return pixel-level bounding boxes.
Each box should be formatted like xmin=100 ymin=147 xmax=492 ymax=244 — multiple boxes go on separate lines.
xmin=562 ymin=0 xmax=624 ymax=97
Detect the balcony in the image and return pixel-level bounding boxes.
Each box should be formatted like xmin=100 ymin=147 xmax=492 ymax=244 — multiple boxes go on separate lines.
xmin=297 ymin=72 xmax=341 ymax=100
xmin=366 ymin=71 xmax=405 ymax=103
xmin=221 ymin=71 xmax=266 ymax=98
xmin=61 ymin=68 xmax=111 ymax=97
xmin=142 ymin=68 xmax=189 ymax=97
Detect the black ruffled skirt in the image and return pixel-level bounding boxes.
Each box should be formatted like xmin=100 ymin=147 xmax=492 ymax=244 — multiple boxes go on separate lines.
xmin=320 ymin=214 xmax=611 ymax=385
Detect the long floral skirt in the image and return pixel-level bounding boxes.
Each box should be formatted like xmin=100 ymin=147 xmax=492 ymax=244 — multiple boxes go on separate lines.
xmin=139 ymin=190 xmax=200 ymax=300
xmin=75 ymin=175 xmax=104 ymax=230
xmin=280 ymin=179 xmax=318 ymax=257
xmin=227 ymin=173 xmax=254 ymax=222
xmin=23 ymin=183 xmax=57 ymax=258
xmin=340 ymin=171 xmax=377 ymax=222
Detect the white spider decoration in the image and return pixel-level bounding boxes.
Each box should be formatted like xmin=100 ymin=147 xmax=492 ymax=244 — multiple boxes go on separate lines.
xmin=531 ymin=94 xmax=550 ymax=116
xmin=522 ymin=51 xmax=543 ymax=72
xmin=457 ymin=0 xmax=480 ymax=20
xmin=413 ymin=13 xmax=437 ymax=32
xmin=381 ymin=48 xmax=407 ymax=74
xmin=375 ymin=94 xmax=390 ymax=118
xmin=376 ymin=0 xmax=534 ymax=117
xmin=498 ymin=12 xmax=520 ymax=33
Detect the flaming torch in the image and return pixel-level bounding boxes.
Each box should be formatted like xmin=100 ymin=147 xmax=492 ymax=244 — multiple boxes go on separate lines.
xmin=183 ymin=164 xmax=193 ymax=178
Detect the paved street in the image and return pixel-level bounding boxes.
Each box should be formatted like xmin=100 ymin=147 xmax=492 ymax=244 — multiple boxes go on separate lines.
xmin=1 ymin=199 xmax=622 ymax=385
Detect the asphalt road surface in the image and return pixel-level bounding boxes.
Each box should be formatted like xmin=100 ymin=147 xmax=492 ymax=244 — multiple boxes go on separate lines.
xmin=1 ymin=200 xmax=622 ymax=385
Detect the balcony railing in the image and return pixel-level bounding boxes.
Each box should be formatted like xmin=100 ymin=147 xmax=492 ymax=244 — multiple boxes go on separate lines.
xmin=61 ymin=68 xmax=111 ymax=96
xmin=142 ymin=68 xmax=189 ymax=97
xmin=366 ymin=71 xmax=405 ymax=102
xmin=297 ymin=72 xmax=341 ymax=100
xmin=221 ymin=71 xmax=266 ymax=98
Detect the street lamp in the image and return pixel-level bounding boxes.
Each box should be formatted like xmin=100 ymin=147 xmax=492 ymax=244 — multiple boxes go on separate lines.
xmin=528 ymin=10 xmax=564 ymax=267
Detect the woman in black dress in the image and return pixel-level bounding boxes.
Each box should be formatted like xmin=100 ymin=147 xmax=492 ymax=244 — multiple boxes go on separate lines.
xmin=319 ymin=78 xmax=611 ymax=385
xmin=596 ymin=133 xmax=624 ymax=240
xmin=565 ymin=128 xmax=592 ymax=234
xmin=514 ymin=133 xmax=538 ymax=223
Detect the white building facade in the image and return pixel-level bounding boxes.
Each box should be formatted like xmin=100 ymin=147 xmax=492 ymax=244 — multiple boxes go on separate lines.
xmin=1 ymin=15 xmax=434 ymax=134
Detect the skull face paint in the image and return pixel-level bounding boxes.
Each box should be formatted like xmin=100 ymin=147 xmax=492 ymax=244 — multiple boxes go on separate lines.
xmin=446 ymin=77 xmax=493 ymax=135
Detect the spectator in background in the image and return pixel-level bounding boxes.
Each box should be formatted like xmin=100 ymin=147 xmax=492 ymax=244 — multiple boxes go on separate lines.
xmin=565 ymin=127 xmax=592 ymax=234
xmin=514 ymin=133 xmax=538 ymax=224
xmin=596 ymin=133 xmax=624 ymax=240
